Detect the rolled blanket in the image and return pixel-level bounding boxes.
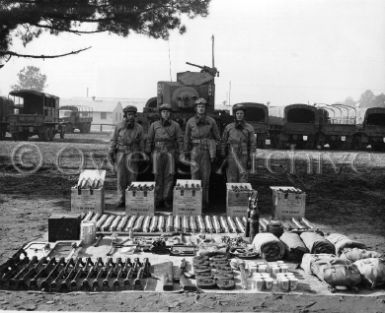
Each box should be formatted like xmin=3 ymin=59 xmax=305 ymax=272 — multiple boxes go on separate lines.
xmin=252 ymin=232 xmax=285 ymax=261
xmin=340 ymin=248 xmax=381 ymax=262
xmin=354 ymin=258 xmax=385 ymax=288
xmin=326 ymin=233 xmax=366 ymax=255
xmin=300 ymin=231 xmax=335 ymax=254
xmin=280 ymin=231 xmax=308 ymax=262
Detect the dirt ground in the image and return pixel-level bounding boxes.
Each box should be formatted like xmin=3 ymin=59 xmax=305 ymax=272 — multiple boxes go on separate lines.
xmin=0 ymin=133 xmax=385 ymax=312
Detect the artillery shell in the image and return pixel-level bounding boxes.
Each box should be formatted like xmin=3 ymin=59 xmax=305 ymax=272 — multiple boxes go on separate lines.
xmin=212 ymin=215 xmax=222 ymax=233
xmin=220 ymin=216 xmax=230 ymax=233
xmin=197 ymin=215 xmax=206 ymax=233
xmin=204 ymin=216 xmax=213 ymax=233
xmin=95 ymin=214 xmax=108 ymax=231
xmin=242 ymin=216 xmax=247 ymax=227
xmin=182 ymin=215 xmax=189 ymax=233
xmin=189 ymin=216 xmax=197 ymax=233
xmin=133 ymin=215 xmax=144 ymax=232
xmin=142 ymin=215 xmax=151 ymax=233
xmin=116 ymin=215 xmax=128 ymax=232
xmin=125 ymin=215 xmax=137 ymax=231
xmin=166 ymin=215 xmax=173 ymax=232
xmin=101 ymin=215 xmax=115 ymax=232
xmin=83 ymin=211 xmax=94 ymax=222
xmin=235 ymin=216 xmax=245 ymax=233
xmin=90 ymin=213 xmax=101 ymax=224
xmin=227 ymin=216 xmax=237 ymax=233
xmin=174 ymin=215 xmax=181 ymax=232
xmin=149 ymin=215 xmax=158 ymax=233
xmin=109 ymin=216 xmax=122 ymax=232
xmin=157 ymin=215 xmax=165 ymax=232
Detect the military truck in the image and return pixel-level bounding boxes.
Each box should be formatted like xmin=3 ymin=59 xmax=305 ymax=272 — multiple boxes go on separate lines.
xmin=59 ymin=105 xmax=93 ymax=133
xmin=8 ymin=89 xmax=64 ymax=141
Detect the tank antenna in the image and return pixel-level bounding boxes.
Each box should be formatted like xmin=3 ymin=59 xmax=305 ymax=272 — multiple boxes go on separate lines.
xmin=211 ymin=34 xmax=215 ymax=68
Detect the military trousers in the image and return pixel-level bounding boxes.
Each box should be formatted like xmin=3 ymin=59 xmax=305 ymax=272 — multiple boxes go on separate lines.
xmin=226 ymin=148 xmax=249 ymax=183
xmin=116 ymin=152 xmax=138 ymax=203
xmin=152 ymin=150 xmax=175 ymax=209
xmin=190 ymin=146 xmax=211 ymax=210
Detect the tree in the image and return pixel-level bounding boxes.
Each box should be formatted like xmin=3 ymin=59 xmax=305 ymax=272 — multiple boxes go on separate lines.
xmin=0 ymin=0 xmax=211 ymax=62
xmin=343 ymin=97 xmax=356 ymax=107
xmin=372 ymin=93 xmax=385 ymax=108
xmin=11 ymin=66 xmax=47 ymax=91
xmin=359 ymin=90 xmax=375 ymax=108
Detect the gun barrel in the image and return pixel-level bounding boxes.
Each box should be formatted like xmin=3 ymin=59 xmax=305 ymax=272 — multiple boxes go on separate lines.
xmin=186 ymin=62 xmax=203 ymax=69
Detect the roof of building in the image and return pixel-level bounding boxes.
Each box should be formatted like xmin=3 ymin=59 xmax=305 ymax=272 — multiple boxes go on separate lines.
xmin=60 ymin=97 xmax=147 ymax=112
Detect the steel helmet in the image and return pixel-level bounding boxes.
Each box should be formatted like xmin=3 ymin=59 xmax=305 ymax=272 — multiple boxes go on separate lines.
xmin=232 ymin=103 xmax=246 ymax=114
xmin=158 ymin=103 xmax=172 ymax=112
xmin=123 ymin=105 xmax=137 ymax=114
xmin=195 ymin=98 xmax=208 ymax=106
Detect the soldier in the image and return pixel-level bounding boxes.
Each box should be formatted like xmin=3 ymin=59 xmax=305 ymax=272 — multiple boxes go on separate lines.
xmin=184 ymin=98 xmax=220 ymax=210
xmin=109 ymin=105 xmax=145 ymax=208
xmin=146 ymin=103 xmax=183 ymax=210
xmin=221 ymin=103 xmax=256 ymax=183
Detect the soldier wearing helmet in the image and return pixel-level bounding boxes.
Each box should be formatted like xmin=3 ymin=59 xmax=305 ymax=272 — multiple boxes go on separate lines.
xmin=109 ymin=105 xmax=145 ymax=208
xmin=221 ymin=103 xmax=256 ymax=182
xmin=184 ymin=97 xmax=220 ymax=210
xmin=146 ymin=103 xmax=183 ymax=210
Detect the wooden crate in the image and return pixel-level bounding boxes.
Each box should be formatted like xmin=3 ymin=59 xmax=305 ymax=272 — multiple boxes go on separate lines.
xmin=226 ymin=183 xmax=253 ymax=216
xmin=270 ymin=186 xmax=306 ymax=219
xmin=173 ymin=179 xmax=202 ymax=216
xmin=125 ymin=182 xmax=155 ymax=216
xmin=71 ymin=170 xmax=106 ymax=213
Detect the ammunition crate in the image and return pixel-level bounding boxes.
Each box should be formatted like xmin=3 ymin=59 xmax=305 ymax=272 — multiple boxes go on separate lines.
xmin=226 ymin=183 xmax=253 ymax=216
xmin=71 ymin=170 xmax=106 ymax=214
xmin=270 ymin=186 xmax=306 ymax=219
xmin=173 ymin=179 xmax=202 ymax=216
xmin=71 ymin=187 xmax=104 ymax=213
xmin=125 ymin=182 xmax=155 ymax=215
xmin=48 ymin=213 xmax=81 ymax=242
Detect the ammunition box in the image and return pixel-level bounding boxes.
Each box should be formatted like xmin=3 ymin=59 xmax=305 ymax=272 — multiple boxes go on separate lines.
xmin=226 ymin=183 xmax=253 ymax=216
xmin=48 ymin=214 xmax=81 ymax=242
xmin=125 ymin=182 xmax=155 ymax=215
xmin=270 ymin=186 xmax=306 ymax=219
xmin=173 ymin=179 xmax=202 ymax=216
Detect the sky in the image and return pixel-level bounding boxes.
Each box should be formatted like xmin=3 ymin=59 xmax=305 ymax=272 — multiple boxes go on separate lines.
xmin=0 ymin=0 xmax=384 ymax=110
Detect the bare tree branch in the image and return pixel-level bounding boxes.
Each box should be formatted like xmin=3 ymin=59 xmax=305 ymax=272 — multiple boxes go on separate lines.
xmin=0 ymin=46 xmax=92 ymax=59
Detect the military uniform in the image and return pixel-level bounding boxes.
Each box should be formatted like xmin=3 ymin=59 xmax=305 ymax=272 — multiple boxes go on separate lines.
xmin=146 ymin=104 xmax=183 ymax=209
xmin=109 ymin=106 xmax=144 ymax=205
xmin=184 ymin=105 xmax=220 ymax=209
xmin=222 ymin=107 xmax=256 ymax=183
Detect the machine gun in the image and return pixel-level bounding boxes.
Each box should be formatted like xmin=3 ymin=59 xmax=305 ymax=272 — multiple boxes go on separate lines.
xmin=186 ymin=62 xmax=219 ymax=77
